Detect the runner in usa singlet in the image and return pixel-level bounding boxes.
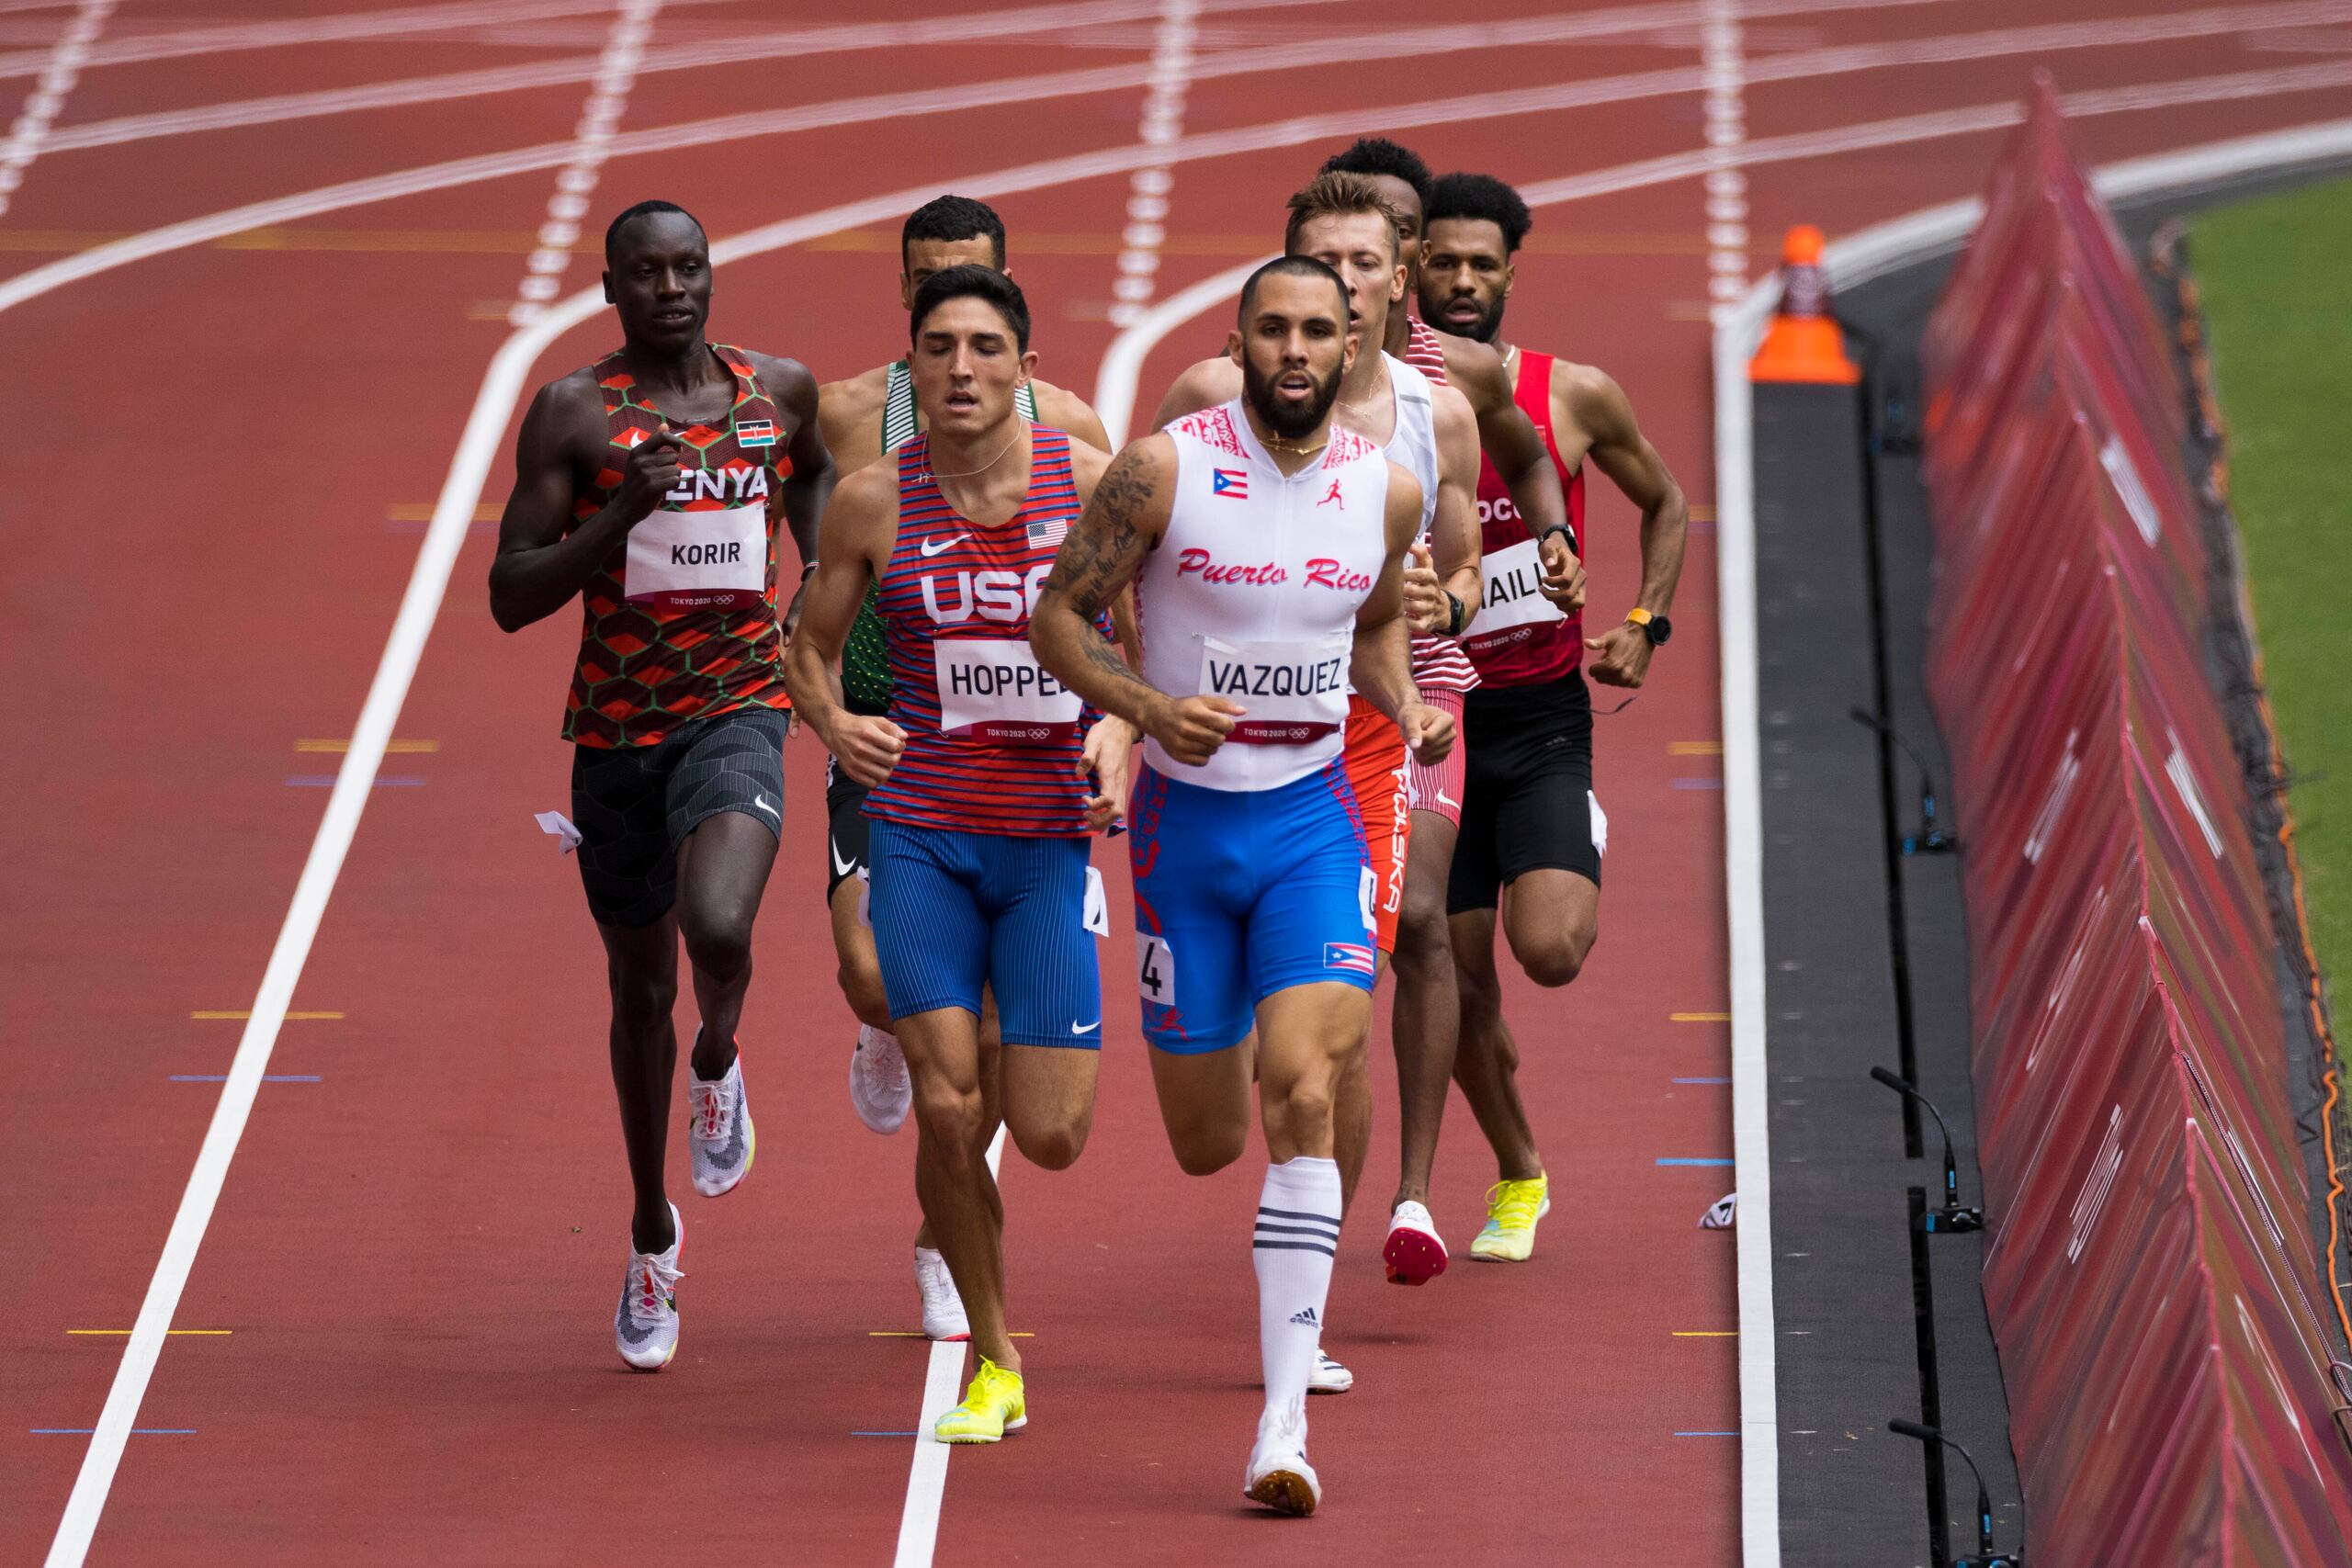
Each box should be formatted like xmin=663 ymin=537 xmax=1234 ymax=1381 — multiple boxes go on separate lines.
xmin=865 ymin=425 xmax=1104 ymax=835
xmin=562 ymin=344 xmax=796 ymax=748
xmin=1464 ymin=348 xmax=1586 ymax=687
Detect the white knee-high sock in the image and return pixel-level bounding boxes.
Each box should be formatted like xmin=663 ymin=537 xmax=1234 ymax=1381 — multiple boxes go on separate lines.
xmin=1254 ymin=1156 xmax=1341 ymax=1417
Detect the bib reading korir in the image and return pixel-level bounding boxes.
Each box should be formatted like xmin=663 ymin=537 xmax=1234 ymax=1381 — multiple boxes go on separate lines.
xmin=562 ymin=344 xmax=795 ymax=748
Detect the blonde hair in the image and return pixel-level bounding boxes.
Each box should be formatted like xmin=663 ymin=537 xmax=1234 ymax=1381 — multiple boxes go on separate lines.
xmin=1283 ymin=170 xmax=1403 ymax=259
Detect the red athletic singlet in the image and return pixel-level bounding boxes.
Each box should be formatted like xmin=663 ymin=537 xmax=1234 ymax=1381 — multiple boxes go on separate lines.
xmin=865 ymin=427 xmax=1103 ymax=837
xmin=562 ymin=344 xmax=795 ymax=748
xmin=1404 ymin=315 xmax=1450 ymax=384
xmin=1465 ymin=349 xmax=1587 ymax=686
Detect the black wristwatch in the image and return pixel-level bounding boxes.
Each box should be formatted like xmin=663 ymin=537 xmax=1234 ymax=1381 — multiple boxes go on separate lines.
xmin=1444 ymin=591 xmax=1467 ymax=637
xmin=1626 ymin=608 xmax=1672 ymax=647
xmin=1537 ymin=523 xmax=1577 ymax=551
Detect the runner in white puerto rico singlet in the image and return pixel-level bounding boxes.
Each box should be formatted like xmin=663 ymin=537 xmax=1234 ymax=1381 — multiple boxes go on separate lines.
xmin=1127 ymin=399 xmax=1393 ymax=1053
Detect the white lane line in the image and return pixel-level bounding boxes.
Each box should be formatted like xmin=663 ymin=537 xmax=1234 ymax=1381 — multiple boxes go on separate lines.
xmin=506 ymin=0 xmax=658 ymax=323
xmin=1712 ymin=107 xmax=2352 ymax=1568
xmin=1713 ymin=244 xmax=1781 ymax=1568
xmin=0 ymin=0 xmax=679 ymax=80
xmin=1106 ymin=0 xmax=1202 ymax=328
xmin=1700 ymin=0 xmax=1748 ymax=323
xmin=892 ymin=1124 xmax=1008 ymax=1568
xmin=0 ymin=0 xmax=110 ymax=217
xmin=28 ymin=0 xmax=1926 ymax=160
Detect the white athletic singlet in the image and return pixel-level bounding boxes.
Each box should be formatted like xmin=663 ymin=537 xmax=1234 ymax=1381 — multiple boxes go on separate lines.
xmin=1144 ymin=400 xmax=1393 ymax=791
xmin=1372 ymin=352 xmax=1479 ymax=694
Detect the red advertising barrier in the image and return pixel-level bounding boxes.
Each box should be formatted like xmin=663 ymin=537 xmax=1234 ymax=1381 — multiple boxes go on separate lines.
xmin=1919 ymin=77 xmax=2352 ymax=1567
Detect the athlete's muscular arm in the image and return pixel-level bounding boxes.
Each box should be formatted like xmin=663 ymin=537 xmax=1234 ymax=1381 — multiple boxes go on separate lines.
xmin=1352 ymin=466 xmax=1454 ymax=765
xmin=489 ymin=373 xmax=684 ymax=634
xmin=1568 ymin=365 xmax=1689 ymax=690
xmin=1146 ymin=356 xmax=1241 ymax=434
xmin=1033 ymin=437 xmax=1232 ymax=767
xmin=1064 ymin=442 xmax=1138 ymax=829
xmin=755 ymin=355 xmax=835 ymax=638
xmin=782 ymin=464 xmax=906 ymax=786
xmin=1443 ymin=333 xmax=1588 ymax=614
xmin=1406 ymin=381 xmax=1485 ymax=635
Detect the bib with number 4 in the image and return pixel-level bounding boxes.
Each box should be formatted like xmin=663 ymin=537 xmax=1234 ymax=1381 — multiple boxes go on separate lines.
xmin=1136 ymin=931 xmax=1176 ymax=1005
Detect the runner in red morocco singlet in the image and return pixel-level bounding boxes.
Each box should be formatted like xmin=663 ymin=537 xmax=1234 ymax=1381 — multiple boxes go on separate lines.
xmin=1032 ymin=254 xmax=1448 ymax=1516
xmin=787 ymin=265 xmax=1131 ymax=1446
xmin=1417 ymin=171 xmax=1690 ymax=1263
xmin=489 ymin=201 xmax=835 ymax=1371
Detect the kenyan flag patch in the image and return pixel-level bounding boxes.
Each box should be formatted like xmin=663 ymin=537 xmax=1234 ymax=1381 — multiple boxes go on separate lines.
xmin=736 ymin=420 xmax=778 ymax=448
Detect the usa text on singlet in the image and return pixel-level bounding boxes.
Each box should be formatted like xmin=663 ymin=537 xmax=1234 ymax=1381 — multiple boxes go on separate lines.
xmin=562 ymin=344 xmax=795 ymax=748
xmin=865 ymin=425 xmax=1111 ymax=837
xmin=1142 ymin=402 xmax=1392 ymax=791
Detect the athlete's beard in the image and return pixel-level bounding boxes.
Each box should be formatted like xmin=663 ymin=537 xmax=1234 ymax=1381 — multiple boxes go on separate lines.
xmin=1241 ymin=354 xmax=1342 ymax=442
xmin=1439 ymin=293 xmax=1504 ymax=344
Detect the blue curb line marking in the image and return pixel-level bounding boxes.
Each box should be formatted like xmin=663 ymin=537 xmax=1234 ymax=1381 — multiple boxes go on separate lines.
xmin=1657 ymin=1157 xmax=1735 ymax=1167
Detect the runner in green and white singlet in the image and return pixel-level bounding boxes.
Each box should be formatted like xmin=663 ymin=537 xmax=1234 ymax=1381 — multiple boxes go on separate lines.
xmin=813 ymin=195 xmax=1116 ymax=1343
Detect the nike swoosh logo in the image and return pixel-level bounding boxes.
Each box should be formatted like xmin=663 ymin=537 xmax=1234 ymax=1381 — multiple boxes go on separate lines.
xmin=920 ymin=534 xmax=971 ymax=558
xmin=752 ymin=793 xmax=779 ymax=821
xmin=1071 ymin=1020 xmax=1099 ymax=1034
xmin=830 ymin=837 xmax=854 ymax=877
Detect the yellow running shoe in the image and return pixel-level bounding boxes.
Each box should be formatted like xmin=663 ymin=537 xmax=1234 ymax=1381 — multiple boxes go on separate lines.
xmin=935 ymin=1357 xmax=1026 ymax=1444
xmin=1468 ymin=1174 xmax=1551 ymax=1261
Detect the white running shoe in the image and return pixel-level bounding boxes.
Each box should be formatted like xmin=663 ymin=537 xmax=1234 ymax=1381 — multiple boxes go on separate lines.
xmin=614 ymin=1203 xmax=683 ymax=1371
xmin=1383 ymin=1200 xmax=1449 ymax=1286
xmin=1243 ymin=1396 xmax=1321 ymax=1517
xmin=687 ymin=1039 xmax=753 ymax=1198
xmin=850 ymin=1024 xmax=911 ymax=1134
xmin=914 ymin=1247 xmax=970 ymax=1341
xmin=1307 ymin=1348 xmax=1354 ymax=1394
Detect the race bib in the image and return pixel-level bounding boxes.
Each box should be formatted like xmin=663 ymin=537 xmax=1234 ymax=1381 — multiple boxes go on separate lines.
xmin=1199 ymin=633 xmax=1350 ymax=745
xmin=1464 ymin=538 xmax=1566 ymax=654
xmin=625 ymin=502 xmax=767 ymax=610
xmin=1136 ymin=931 xmax=1176 ymax=1004
xmin=934 ymin=639 xmax=1081 ymax=742
xmin=1083 ymin=865 xmax=1109 ymax=937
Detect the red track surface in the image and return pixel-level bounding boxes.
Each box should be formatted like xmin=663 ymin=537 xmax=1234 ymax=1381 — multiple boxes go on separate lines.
xmin=8 ymin=3 xmax=2347 ymax=1562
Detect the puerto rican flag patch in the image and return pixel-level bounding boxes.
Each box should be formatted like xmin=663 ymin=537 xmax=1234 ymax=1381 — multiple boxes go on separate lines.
xmin=735 ymin=420 xmax=778 ymax=448
xmin=1323 ymin=942 xmax=1376 ymax=977
xmin=1211 ymin=467 xmax=1249 ymax=500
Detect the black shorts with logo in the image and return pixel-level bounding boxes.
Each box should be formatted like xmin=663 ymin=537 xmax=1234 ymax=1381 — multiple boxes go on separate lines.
xmin=1448 ymin=669 xmax=1602 ymax=915
xmin=823 ymin=754 xmax=872 ymax=902
xmin=571 ymin=705 xmax=789 ymax=929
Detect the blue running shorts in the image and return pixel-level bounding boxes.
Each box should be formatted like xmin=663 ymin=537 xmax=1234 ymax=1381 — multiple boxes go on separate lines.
xmin=866 ymin=819 xmax=1103 ymax=1049
xmin=1126 ymin=758 xmax=1377 ymax=1055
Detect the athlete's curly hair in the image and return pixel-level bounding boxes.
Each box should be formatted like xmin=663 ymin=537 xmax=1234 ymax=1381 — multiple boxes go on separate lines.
xmin=603 ymin=199 xmax=705 ymax=265
xmin=900 ymin=194 xmax=1007 ymax=270
xmin=1317 ymin=137 xmax=1434 ymax=212
xmin=1283 ymin=171 xmax=1407 ymax=259
xmin=1427 ymin=172 xmax=1534 ymax=254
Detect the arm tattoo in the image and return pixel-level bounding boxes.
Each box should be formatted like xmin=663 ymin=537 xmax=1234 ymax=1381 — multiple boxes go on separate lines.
xmin=1045 ymin=446 xmax=1155 ymax=619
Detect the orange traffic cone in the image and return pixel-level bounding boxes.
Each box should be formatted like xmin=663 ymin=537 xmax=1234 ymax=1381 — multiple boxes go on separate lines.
xmin=1749 ymin=225 xmax=1860 ymax=385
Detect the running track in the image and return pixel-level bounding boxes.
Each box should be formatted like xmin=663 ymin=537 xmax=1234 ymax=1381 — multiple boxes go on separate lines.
xmin=8 ymin=3 xmax=2349 ymax=1562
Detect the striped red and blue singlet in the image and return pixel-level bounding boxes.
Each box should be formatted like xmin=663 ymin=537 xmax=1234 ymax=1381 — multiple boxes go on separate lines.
xmin=865 ymin=426 xmax=1107 ymax=837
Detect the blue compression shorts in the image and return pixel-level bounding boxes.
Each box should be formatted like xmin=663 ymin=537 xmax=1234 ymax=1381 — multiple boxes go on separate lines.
xmin=1126 ymin=759 xmax=1377 ymax=1055
xmin=866 ymin=819 xmax=1102 ymax=1049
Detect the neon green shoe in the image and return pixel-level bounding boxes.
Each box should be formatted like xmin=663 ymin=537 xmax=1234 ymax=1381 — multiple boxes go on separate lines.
xmin=935 ymin=1357 xmax=1026 ymax=1444
xmin=1468 ymin=1174 xmax=1551 ymax=1261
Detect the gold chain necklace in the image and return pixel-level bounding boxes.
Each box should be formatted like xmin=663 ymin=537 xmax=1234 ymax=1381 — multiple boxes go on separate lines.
xmin=922 ymin=418 xmax=1027 ymax=483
